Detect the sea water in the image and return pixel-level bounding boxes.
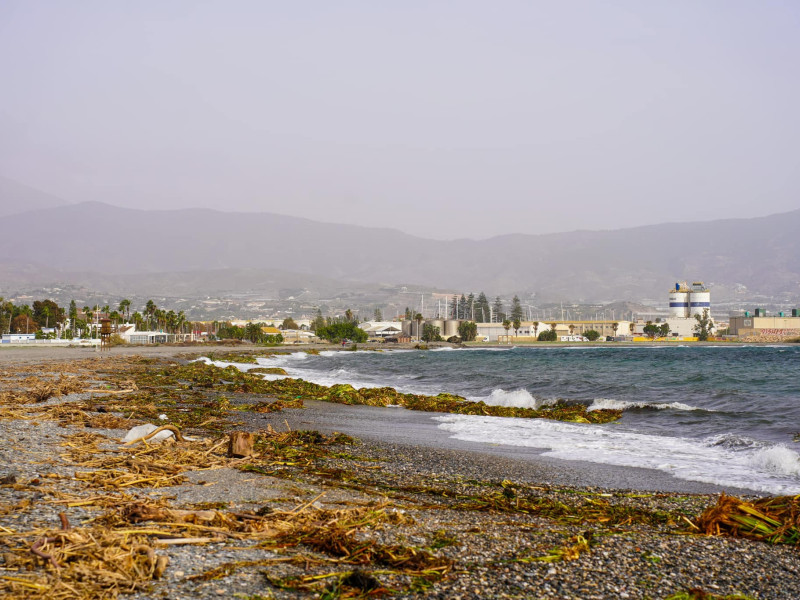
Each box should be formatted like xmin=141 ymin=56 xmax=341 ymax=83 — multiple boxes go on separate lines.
xmin=207 ymin=345 xmax=800 ymax=495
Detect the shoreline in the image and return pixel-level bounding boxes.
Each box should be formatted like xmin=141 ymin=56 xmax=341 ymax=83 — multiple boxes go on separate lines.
xmin=0 ymin=343 xmax=779 ymax=495
xmin=2 ymin=345 xmax=799 ymax=599
xmin=253 ymin=399 xmax=753 ymax=497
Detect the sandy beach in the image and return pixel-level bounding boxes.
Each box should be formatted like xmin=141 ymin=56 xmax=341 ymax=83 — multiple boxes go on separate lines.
xmin=1 ymin=344 xmax=798 ymax=600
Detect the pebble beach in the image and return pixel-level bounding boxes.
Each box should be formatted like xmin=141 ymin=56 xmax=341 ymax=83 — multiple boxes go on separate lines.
xmin=1 ymin=344 xmax=799 ymax=600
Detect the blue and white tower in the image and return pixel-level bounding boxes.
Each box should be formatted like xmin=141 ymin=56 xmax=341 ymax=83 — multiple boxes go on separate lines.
xmin=688 ymin=282 xmax=711 ymax=317
xmin=668 ymin=282 xmax=690 ymax=318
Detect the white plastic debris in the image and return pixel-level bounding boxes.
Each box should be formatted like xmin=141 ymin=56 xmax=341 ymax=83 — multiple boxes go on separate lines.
xmin=122 ymin=423 xmax=175 ymax=443
xmin=158 ymin=414 xmax=168 ymax=420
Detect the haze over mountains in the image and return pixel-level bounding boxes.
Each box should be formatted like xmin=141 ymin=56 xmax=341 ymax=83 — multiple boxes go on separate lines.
xmin=0 ymin=176 xmax=71 ymax=217
xmin=1 ymin=179 xmax=798 ymax=303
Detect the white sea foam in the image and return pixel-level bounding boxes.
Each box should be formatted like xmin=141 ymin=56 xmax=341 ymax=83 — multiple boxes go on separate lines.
xmin=481 ymin=389 xmax=556 ymax=410
xmin=433 ymin=414 xmax=800 ymax=495
xmin=747 ymin=446 xmax=800 ymax=477
xmin=319 ymin=350 xmax=378 ymax=357
xmin=705 ymin=434 xmax=766 ymax=450
xmin=588 ymin=398 xmax=701 ymax=412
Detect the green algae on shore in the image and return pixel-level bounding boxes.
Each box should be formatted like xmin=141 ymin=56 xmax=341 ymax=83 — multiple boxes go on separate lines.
xmin=257 ymin=378 xmax=623 ymax=424
xmin=122 ymin=358 xmax=621 ymax=425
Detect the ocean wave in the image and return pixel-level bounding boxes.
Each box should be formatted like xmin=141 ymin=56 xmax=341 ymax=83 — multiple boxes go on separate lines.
xmin=480 ymin=388 xmax=557 ymax=410
xmin=251 ymin=352 xmax=308 ymax=368
xmin=588 ymin=398 xmax=702 ymax=412
xmin=747 ymin=446 xmax=800 ymax=477
xmin=319 ymin=349 xmax=383 ymax=357
xmin=433 ymin=414 xmax=800 ymax=495
xmin=705 ymin=434 xmax=768 ymax=450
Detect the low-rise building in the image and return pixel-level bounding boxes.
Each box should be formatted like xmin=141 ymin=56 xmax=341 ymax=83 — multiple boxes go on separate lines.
xmin=358 ymin=321 xmax=404 ymax=338
xmin=1 ymin=333 xmax=36 ymax=343
xmin=729 ymin=312 xmax=800 ymax=339
xmin=119 ymin=325 xmax=194 ymax=344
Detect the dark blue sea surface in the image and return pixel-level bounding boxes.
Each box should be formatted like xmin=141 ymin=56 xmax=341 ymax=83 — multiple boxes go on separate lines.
xmin=210 ymin=345 xmax=800 ymax=494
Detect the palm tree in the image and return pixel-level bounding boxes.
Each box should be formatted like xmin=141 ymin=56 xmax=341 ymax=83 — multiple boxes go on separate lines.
xmin=119 ymin=299 xmax=131 ymax=322
xmin=532 ymin=321 xmax=539 ymax=338
xmin=568 ymin=324 xmax=575 ymax=336
xmin=612 ymin=322 xmax=619 ymax=338
xmin=155 ymin=309 xmax=166 ymax=331
xmin=513 ymin=318 xmax=521 ymax=338
xmin=502 ymin=319 xmax=511 ymax=344
xmin=414 ymin=313 xmax=424 ymax=342
xmin=177 ymin=311 xmax=186 ymax=335
xmin=1 ymin=299 xmax=12 ymax=334
xmin=165 ymin=310 xmax=177 ymax=333
xmin=145 ymin=300 xmax=156 ymax=330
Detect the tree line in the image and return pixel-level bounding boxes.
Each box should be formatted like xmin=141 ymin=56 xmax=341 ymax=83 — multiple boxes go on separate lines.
xmin=0 ymin=297 xmax=194 ymax=339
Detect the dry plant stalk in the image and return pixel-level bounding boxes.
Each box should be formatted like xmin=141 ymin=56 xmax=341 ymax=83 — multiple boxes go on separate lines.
xmin=695 ymin=493 xmax=800 ymax=544
xmin=1 ymin=527 xmax=167 ymax=600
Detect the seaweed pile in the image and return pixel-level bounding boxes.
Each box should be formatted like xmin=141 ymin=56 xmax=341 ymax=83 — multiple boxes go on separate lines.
xmin=695 ymin=493 xmax=800 ymax=544
xmin=254 ymin=378 xmax=620 ymax=423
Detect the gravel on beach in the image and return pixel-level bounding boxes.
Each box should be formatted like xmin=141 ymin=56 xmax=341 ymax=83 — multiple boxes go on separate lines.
xmin=1 ymin=344 xmax=798 ymax=600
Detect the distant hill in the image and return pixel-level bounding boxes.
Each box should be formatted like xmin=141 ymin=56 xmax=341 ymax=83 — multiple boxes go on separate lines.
xmin=0 ymin=176 xmax=70 ymax=217
xmin=1 ymin=201 xmax=798 ymax=302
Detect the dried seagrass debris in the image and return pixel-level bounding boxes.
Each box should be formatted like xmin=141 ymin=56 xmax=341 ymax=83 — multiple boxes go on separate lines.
xmin=62 ymin=438 xmax=232 ymax=491
xmin=28 ymin=403 xmax=134 ymax=429
xmin=517 ymin=531 xmax=595 ymax=562
xmin=694 ymin=493 xmax=800 ymax=544
xmin=665 ymin=590 xmax=757 ymax=600
xmin=0 ymin=374 xmax=86 ymax=405
xmin=0 ymin=526 xmax=168 ymax=600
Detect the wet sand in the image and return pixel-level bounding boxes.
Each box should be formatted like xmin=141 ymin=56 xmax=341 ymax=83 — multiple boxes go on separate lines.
xmin=253 ymin=398 xmax=753 ymax=496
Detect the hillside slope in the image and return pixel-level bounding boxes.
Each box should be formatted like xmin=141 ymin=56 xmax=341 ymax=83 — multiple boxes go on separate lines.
xmin=3 ymin=202 xmax=798 ymax=300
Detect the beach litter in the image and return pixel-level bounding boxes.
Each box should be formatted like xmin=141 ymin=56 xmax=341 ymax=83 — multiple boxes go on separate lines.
xmin=121 ymin=423 xmax=179 ymax=444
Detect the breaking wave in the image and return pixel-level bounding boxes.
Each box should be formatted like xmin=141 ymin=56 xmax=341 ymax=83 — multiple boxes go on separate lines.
xmin=480 ymin=388 xmax=557 ymax=410
xmin=588 ymin=398 xmax=701 ymax=412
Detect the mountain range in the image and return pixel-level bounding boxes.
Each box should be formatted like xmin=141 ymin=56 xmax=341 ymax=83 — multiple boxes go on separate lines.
xmin=0 ymin=176 xmax=72 ymax=217
xmin=1 ymin=182 xmax=798 ymax=302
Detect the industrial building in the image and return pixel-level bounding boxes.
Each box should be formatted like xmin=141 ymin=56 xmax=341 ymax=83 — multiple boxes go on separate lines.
xmin=669 ymin=281 xmax=711 ymax=318
xmin=631 ymin=281 xmax=714 ymax=338
xmin=728 ymin=309 xmax=800 ymax=338
xmin=400 ymin=318 xmax=632 ymax=342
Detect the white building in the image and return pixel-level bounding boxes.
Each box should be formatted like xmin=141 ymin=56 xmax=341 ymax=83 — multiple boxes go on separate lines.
xmin=358 ymin=321 xmax=404 ymax=338
xmin=1 ymin=333 xmax=36 ymax=343
xmin=118 ymin=325 xmax=195 ymax=345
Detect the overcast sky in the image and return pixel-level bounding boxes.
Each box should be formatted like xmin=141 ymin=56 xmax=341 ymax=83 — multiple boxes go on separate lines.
xmin=1 ymin=1 xmax=798 ymax=239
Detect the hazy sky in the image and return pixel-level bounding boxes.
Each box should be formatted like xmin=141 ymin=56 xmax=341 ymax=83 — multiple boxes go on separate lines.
xmin=1 ymin=1 xmax=798 ymax=239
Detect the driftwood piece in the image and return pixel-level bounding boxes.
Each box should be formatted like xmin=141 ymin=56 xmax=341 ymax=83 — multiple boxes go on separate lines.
xmin=227 ymin=431 xmax=255 ymax=458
